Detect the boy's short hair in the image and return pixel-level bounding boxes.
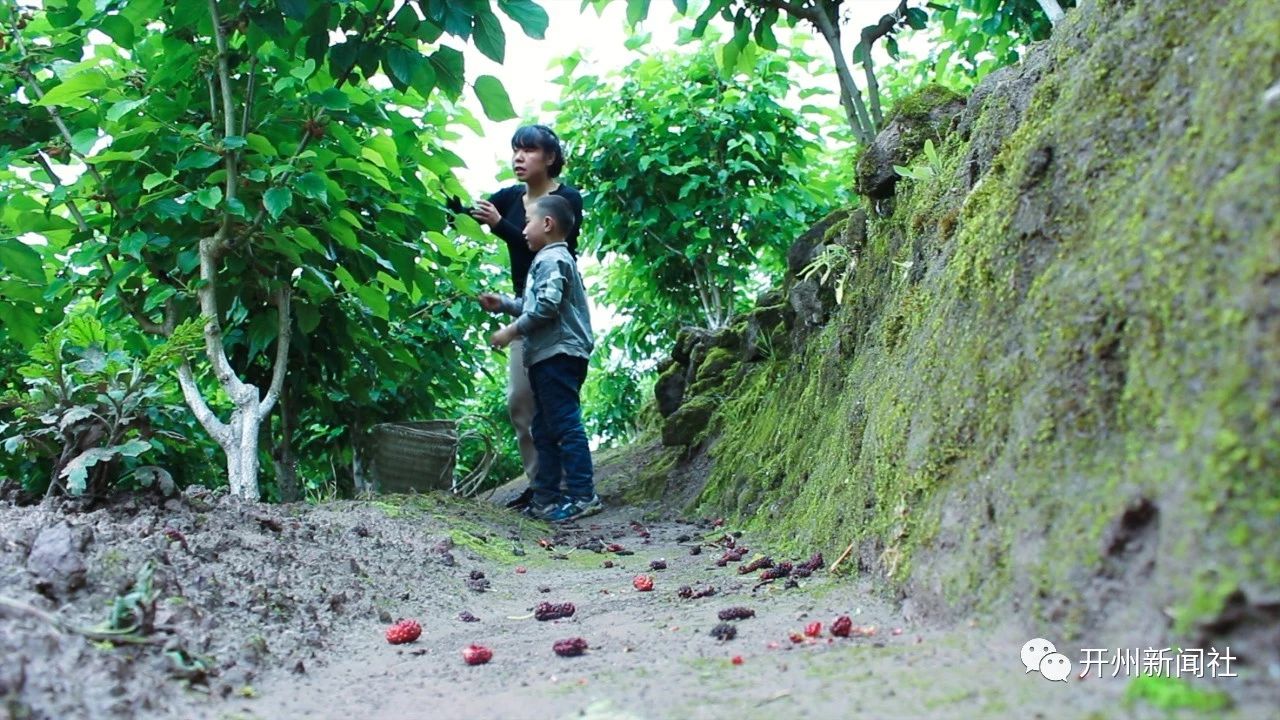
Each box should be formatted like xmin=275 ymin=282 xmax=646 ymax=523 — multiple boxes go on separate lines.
xmin=532 ymin=195 xmax=575 ymax=237
xmin=511 ymin=125 xmax=565 ymax=178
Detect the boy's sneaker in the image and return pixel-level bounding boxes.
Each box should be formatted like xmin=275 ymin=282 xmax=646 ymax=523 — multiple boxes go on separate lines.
xmin=520 ymin=501 xmax=558 ymax=520
xmin=540 ymin=495 xmax=603 ymax=523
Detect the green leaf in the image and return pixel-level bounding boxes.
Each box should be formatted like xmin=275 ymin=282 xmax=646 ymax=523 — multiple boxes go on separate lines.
xmin=498 ymin=0 xmax=549 ymax=39
xmin=474 ymin=75 xmax=516 ymax=121
xmin=36 ymin=70 xmax=109 ymax=107
xmin=472 ymin=9 xmax=506 ymax=63
xmin=120 ymin=231 xmax=148 ymax=257
xmin=329 ymin=41 xmax=360 ymax=79
xmin=410 ymin=59 xmax=437 ymax=99
xmin=384 ymin=45 xmax=420 ymax=87
xmin=0 ymin=302 xmax=41 ymax=347
xmin=226 ymin=197 xmax=248 ymax=218
xmin=428 ymin=47 xmax=465 ymax=99
xmin=292 ymin=228 xmax=327 ymax=256
xmin=290 ymin=58 xmax=317 ymax=80
xmin=313 ymin=88 xmax=350 ymax=111
xmin=222 ymin=135 xmax=247 ymax=150
xmin=176 ymin=150 xmax=221 ymax=170
xmin=70 ymin=128 xmax=99 ymax=156
xmin=142 ymin=172 xmax=170 ymax=190
xmin=278 ymin=0 xmax=310 ymax=21
xmin=355 ymin=284 xmax=391 ymax=320
xmin=264 ymin=187 xmax=293 ymax=220
xmin=626 ymin=0 xmax=651 ymax=26
xmin=195 ymin=185 xmax=223 ymax=209
xmin=245 ymin=133 xmax=277 ymax=157
xmin=905 ymin=6 xmax=928 ymax=30
xmin=87 ymin=149 xmax=146 ymax=164
xmin=105 ymin=97 xmax=147 ymax=122
xmin=0 ymin=240 xmax=44 ymax=284
xmin=99 ymin=14 xmax=136 ymax=47
xmin=295 ymin=172 xmax=327 ymax=203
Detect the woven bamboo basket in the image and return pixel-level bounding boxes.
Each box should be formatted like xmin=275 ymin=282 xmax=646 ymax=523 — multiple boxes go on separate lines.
xmin=370 ymin=417 xmax=496 ymax=496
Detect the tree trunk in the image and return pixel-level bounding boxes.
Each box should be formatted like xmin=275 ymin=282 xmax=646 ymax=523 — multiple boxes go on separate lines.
xmin=272 ymin=383 xmax=300 ymax=502
xmin=811 ymin=4 xmax=876 ymax=144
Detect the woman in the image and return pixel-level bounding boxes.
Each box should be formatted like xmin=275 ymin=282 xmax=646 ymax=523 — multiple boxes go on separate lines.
xmin=470 ymin=125 xmax=584 ymax=510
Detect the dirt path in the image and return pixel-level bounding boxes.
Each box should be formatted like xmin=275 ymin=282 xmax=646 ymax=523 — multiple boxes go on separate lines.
xmin=2 ymin=490 xmax=1266 ymax=720
xmin=192 ymin=503 xmax=1130 ymax=720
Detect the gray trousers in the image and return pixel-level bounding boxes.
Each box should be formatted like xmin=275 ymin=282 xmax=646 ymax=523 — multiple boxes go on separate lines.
xmin=507 ymin=339 xmax=538 ymax=481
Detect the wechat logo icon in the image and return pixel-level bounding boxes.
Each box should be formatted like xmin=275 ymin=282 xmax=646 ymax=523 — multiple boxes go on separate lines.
xmin=1022 ymin=638 xmax=1072 ymax=682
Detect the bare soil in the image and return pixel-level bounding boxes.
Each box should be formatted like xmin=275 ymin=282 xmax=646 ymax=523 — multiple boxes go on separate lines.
xmin=1 ymin=483 xmax=1271 ymax=720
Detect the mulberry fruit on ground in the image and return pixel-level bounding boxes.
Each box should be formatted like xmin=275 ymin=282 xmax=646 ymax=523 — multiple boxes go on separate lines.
xmin=632 ymin=575 xmax=654 ymax=592
xmin=385 ymin=619 xmax=421 ymax=645
xmin=461 ymin=644 xmax=493 ymax=665
xmin=804 ymin=621 xmax=823 ymax=638
xmin=710 ymin=623 xmax=737 ymax=641
xmin=831 ymin=616 xmax=852 ymax=637
xmin=677 ymin=585 xmax=717 ymax=600
xmin=800 ymin=552 xmax=824 ymax=572
xmin=458 ymin=611 xmax=480 ymax=623
xmin=534 ymin=602 xmax=576 ymax=621
xmin=717 ymin=607 xmax=756 ymax=621
xmin=649 ymin=559 xmax=667 ymax=571
xmin=759 ymin=562 xmax=793 ymax=581
xmin=791 ymin=566 xmax=813 ymax=579
xmin=738 ymin=556 xmax=774 ymax=574
xmin=553 ymin=637 xmax=589 ymax=657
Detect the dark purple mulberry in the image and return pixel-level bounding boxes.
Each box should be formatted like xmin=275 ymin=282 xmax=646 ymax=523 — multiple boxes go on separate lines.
xmin=718 ymin=607 xmax=756 ymax=621
xmin=738 ymin=556 xmax=774 ymax=574
xmin=534 ymin=602 xmax=576 ymax=621
xmin=710 ymin=623 xmax=737 ymax=641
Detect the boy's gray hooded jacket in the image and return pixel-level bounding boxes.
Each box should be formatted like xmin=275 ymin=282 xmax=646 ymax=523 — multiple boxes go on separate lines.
xmin=499 ymin=242 xmax=593 ymax=367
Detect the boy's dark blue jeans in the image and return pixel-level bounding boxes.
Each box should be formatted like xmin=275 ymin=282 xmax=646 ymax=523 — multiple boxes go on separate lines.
xmin=528 ymin=353 xmax=594 ymax=507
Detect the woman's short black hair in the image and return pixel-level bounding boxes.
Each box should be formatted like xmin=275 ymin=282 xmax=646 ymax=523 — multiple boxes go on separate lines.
xmin=511 ymin=124 xmax=565 ymax=178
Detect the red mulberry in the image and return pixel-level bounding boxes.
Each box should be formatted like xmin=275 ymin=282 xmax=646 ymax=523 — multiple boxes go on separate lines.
xmin=385 ymin=619 xmax=421 ymax=645
xmin=553 ymin=637 xmax=589 ymax=657
xmin=461 ymin=644 xmax=492 ymax=665
xmin=831 ymin=616 xmax=852 ymax=637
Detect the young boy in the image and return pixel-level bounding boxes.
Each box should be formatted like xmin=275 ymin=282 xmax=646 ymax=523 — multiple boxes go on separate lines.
xmin=479 ymin=195 xmax=600 ymax=522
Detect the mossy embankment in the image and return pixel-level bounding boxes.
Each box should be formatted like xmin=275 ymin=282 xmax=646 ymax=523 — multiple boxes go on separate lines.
xmin=624 ymin=0 xmax=1279 ymax=672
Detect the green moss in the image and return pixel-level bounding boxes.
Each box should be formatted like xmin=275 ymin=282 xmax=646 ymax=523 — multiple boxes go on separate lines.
xmin=686 ymin=0 xmax=1279 ymax=641
xmin=1124 ymin=674 xmax=1233 ymax=712
xmin=822 ymin=217 xmax=849 ymax=245
xmin=887 ymin=84 xmax=964 ymax=125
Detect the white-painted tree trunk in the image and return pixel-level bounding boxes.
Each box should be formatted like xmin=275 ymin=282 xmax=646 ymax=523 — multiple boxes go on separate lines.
xmin=1038 ymin=0 xmax=1066 ymax=24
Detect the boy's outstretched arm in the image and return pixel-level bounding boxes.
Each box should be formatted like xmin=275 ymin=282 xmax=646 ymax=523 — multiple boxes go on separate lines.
xmin=479 ymin=292 xmax=521 ymax=316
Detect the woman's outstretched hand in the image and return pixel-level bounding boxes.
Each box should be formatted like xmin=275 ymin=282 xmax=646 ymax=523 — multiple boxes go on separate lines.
xmin=478 ymin=293 xmax=503 ymax=313
xmin=470 ymin=199 xmax=501 ymax=227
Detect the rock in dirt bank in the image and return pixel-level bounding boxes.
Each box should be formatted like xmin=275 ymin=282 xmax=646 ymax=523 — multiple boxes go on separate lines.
xmin=618 ymin=0 xmax=1280 ymax=708
xmin=25 ymin=522 xmax=89 ymax=601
